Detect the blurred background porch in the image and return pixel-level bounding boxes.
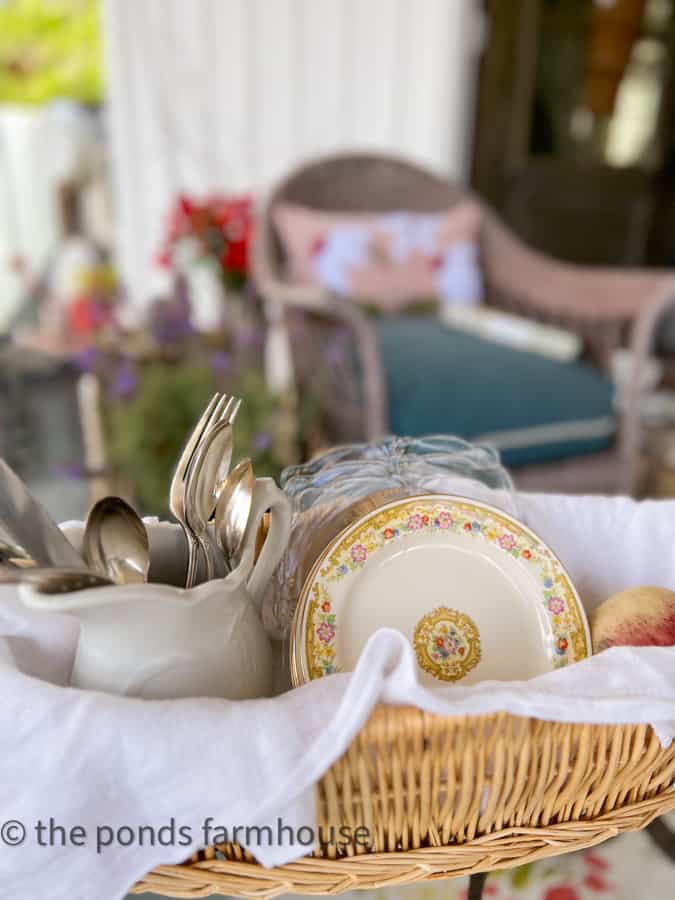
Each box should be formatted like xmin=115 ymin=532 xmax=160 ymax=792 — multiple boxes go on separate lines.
xmin=2 ymin=3 xmax=675 ymax=899
xmin=4 ymin=0 xmax=675 ymax=519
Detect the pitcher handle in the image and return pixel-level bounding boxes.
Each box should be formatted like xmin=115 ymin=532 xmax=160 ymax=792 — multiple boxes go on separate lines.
xmin=235 ymin=478 xmax=291 ymax=615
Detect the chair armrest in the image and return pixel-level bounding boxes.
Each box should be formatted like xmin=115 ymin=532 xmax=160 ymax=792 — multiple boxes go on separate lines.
xmin=482 ymin=212 xmax=675 ymax=325
xmin=618 ymin=289 xmax=675 ymax=493
xmin=253 ymin=224 xmax=388 ymax=440
xmin=482 ymin=212 xmax=675 ymax=494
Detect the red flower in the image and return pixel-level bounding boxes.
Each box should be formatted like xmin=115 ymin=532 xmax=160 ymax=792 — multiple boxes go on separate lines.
xmin=585 ymin=852 xmax=609 ymax=870
xmin=68 ymin=296 xmax=114 ymax=336
xmin=584 ymin=873 xmax=611 ymax=892
xmin=321 ymin=601 xmax=331 ymax=613
xmin=544 ymin=887 xmax=581 ymax=900
xmin=223 ymin=231 xmax=249 ymax=273
xmin=436 ymin=637 xmax=444 ymax=647
xmin=178 ymin=194 xmax=195 ymax=217
xmin=163 ymin=192 xmax=253 ymax=281
xmin=463 ymin=522 xmax=472 ymax=531
xmin=522 ymin=549 xmax=532 ymax=559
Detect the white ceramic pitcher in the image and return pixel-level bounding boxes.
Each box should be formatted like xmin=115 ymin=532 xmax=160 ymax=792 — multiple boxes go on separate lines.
xmin=20 ymin=478 xmax=291 ymax=700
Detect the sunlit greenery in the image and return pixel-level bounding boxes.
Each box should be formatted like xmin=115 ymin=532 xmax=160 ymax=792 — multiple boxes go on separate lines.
xmin=0 ymin=0 xmax=101 ymax=105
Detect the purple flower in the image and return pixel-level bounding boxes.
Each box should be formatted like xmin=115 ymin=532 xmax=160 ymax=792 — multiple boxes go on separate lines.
xmin=149 ymin=294 xmax=195 ymax=344
xmin=73 ymin=346 xmax=102 ymax=372
xmin=234 ymin=325 xmax=265 ymax=349
xmin=111 ymin=359 xmax=138 ymax=400
xmin=210 ymin=351 xmax=233 ymax=376
xmin=253 ymin=431 xmax=272 ymax=452
xmin=52 ymin=461 xmax=85 ymax=480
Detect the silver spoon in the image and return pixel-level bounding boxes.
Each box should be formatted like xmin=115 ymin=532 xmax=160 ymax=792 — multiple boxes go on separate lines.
xmin=214 ymin=458 xmax=254 ymax=568
xmin=171 ymin=395 xmax=239 ymax=588
xmin=0 ymin=567 xmax=114 ymax=591
xmin=0 ymin=540 xmax=31 ymax=566
xmin=83 ymin=496 xmax=150 ymax=585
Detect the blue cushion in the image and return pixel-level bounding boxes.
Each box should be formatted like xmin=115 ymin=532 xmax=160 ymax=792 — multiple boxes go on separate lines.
xmin=374 ymin=317 xmax=615 ymax=467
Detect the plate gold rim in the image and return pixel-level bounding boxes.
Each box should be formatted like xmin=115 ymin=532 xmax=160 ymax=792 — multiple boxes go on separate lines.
xmin=289 ymin=488 xmax=410 ymax=685
xmin=290 ymin=492 xmax=590 ymax=687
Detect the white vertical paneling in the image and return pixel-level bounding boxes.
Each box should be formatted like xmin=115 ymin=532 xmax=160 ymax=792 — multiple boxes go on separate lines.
xmin=181 ymin=0 xmax=220 ymax=192
xmin=213 ymin=0 xmax=248 ymax=189
xmin=103 ymin=0 xmax=146 ymax=312
xmin=243 ymin=0 xmax=261 ymax=185
xmin=338 ymin=0 xmax=357 ymax=140
xmin=389 ymin=0 xmax=413 ymax=148
xmin=256 ymin=0 xmax=295 ymax=187
xmin=104 ymin=0 xmax=482 ymax=314
xmin=402 ymin=0 xmax=454 ymax=175
xmin=0 ymin=109 xmax=61 ymax=326
xmin=170 ymin=0 xmax=204 ymax=191
xmin=128 ymin=0 xmax=175 ymax=277
xmin=290 ymin=0 xmax=307 ymax=157
xmin=301 ymin=0 xmax=344 ymax=159
xmin=350 ymin=0 xmax=399 ymax=149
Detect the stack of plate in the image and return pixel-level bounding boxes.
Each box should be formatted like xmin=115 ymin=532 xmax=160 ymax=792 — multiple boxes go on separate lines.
xmin=290 ymin=493 xmax=590 ymax=688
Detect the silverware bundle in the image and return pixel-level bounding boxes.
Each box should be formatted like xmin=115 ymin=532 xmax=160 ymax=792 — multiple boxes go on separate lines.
xmin=170 ymin=392 xmax=247 ymax=587
xmin=0 ymin=393 xmax=255 ymax=591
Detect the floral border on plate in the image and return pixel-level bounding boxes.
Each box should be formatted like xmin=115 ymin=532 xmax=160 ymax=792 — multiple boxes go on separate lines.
xmin=303 ymin=497 xmax=589 ymax=681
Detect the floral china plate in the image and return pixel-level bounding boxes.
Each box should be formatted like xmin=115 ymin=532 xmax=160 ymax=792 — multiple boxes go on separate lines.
xmin=290 ymin=494 xmax=590 ymax=687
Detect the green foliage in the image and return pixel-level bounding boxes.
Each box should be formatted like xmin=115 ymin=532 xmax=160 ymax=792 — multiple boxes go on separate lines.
xmin=511 ymin=864 xmax=533 ymax=888
xmin=0 ymin=0 xmax=102 ymax=104
xmin=106 ymin=361 xmax=289 ymax=514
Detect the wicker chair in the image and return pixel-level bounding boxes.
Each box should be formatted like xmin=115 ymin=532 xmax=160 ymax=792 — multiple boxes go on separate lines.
xmin=253 ymin=152 xmax=675 ymax=495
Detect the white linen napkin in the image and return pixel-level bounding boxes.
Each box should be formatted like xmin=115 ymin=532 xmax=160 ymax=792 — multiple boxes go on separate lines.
xmin=1 ymin=492 xmax=675 ymax=900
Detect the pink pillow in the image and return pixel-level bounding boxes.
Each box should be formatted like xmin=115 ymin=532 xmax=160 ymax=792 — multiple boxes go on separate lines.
xmin=273 ymin=202 xmax=484 ymax=312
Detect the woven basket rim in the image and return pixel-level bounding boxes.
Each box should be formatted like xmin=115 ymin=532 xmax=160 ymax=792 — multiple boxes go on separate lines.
xmin=132 ymin=791 xmax=675 ymax=897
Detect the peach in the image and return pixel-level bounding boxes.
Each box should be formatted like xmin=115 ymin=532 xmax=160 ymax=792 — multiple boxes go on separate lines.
xmin=591 ymin=587 xmax=675 ymax=653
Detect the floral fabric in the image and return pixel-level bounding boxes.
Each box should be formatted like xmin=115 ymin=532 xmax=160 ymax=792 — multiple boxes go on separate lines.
xmin=273 ymin=202 xmax=483 ymax=312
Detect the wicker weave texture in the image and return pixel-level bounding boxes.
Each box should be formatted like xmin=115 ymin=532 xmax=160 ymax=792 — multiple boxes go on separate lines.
xmin=132 ymin=707 xmax=675 ymax=897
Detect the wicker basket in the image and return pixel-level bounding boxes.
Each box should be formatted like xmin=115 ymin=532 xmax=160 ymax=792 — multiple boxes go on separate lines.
xmin=132 ymin=705 xmax=675 ymax=897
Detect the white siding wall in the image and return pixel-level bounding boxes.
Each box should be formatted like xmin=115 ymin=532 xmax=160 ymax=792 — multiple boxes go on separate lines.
xmin=0 ymin=109 xmax=61 ymax=328
xmin=104 ymin=0 xmax=486 ymax=317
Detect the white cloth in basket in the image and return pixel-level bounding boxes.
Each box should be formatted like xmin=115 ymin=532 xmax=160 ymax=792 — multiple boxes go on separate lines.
xmin=1 ymin=492 xmax=675 ymax=900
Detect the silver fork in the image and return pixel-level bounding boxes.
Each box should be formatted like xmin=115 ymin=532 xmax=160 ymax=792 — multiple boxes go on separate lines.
xmin=170 ymin=394 xmax=230 ymax=587
xmin=183 ymin=396 xmax=242 ymax=587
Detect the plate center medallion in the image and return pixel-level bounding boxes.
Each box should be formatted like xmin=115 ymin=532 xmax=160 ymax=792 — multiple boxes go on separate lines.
xmin=413 ymin=606 xmax=481 ymax=682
